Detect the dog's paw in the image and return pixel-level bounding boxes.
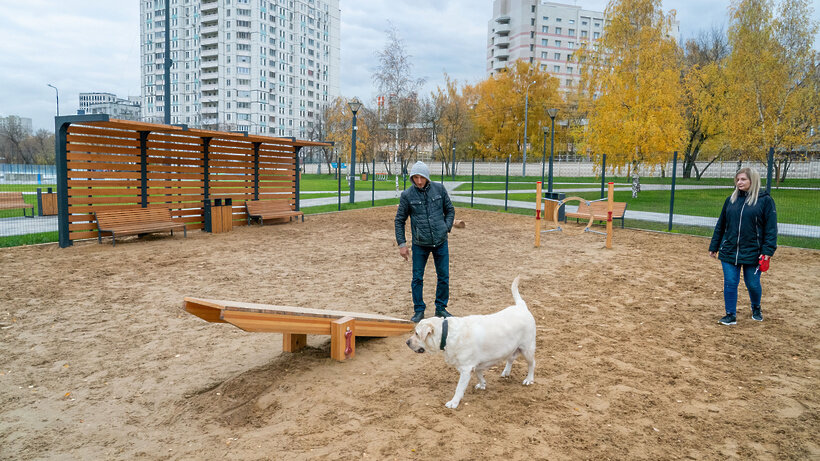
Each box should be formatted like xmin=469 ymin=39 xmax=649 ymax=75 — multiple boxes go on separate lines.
xmin=522 ymin=378 xmax=534 ymax=386
xmin=474 ymin=382 xmax=486 ymax=390
xmin=500 ymin=370 xmax=511 ymax=378
xmin=445 ymin=399 xmax=460 ymax=409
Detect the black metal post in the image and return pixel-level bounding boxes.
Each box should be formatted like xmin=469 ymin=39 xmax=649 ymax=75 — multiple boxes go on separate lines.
xmin=600 ymin=154 xmax=607 ymax=199
xmin=548 ymin=115 xmax=555 ymax=193
xmin=349 ymin=112 xmax=358 ymax=204
xmin=471 ymin=157 xmax=475 ymax=208
xmin=294 ymin=146 xmax=302 ymax=214
xmin=164 ymin=0 xmax=171 ymax=124
xmin=139 ymin=131 xmax=149 ymax=207
xmin=202 ymin=137 xmax=212 ymax=232
xmin=668 ymin=151 xmax=678 ymax=232
xmin=766 ymin=146 xmax=774 ymax=193
xmin=504 ymin=155 xmax=510 ymax=211
xmin=371 ymin=156 xmax=375 ymax=206
xmin=253 ymin=142 xmax=260 ymax=200
xmin=441 ymin=157 xmax=445 ymax=184
xmin=337 ymin=151 xmax=342 ymax=211
xmin=541 ymin=129 xmax=547 ymax=186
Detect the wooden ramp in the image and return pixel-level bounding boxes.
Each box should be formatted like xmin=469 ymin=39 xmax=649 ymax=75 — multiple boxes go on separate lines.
xmin=183 ymin=297 xmax=415 ymax=361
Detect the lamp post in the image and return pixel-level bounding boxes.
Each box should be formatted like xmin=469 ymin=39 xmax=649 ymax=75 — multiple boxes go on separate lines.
xmin=348 ymin=97 xmax=362 ymax=204
xmin=47 ymin=84 xmax=59 ymax=116
xmin=522 ymin=80 xmax=536 ymax=176
xmin=547 ymin=108 xmax=559 ymax=192
xmin=541 ymin=124 xmax=548 ymax=186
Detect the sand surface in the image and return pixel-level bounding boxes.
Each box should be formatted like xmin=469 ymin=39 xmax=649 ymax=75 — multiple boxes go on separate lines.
xmin=1 ymin=207 xmax=818 ymax=460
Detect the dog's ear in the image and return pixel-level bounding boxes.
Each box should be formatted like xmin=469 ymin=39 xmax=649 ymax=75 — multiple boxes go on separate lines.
xmin=419 ymin=322 xmax=433 ymax=340
xmin=420 ymin=319 xmax=440 ymax=351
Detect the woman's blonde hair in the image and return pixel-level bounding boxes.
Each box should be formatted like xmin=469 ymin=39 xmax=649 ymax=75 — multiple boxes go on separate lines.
xmin=730 ymin=167 xmax=761 ymax=206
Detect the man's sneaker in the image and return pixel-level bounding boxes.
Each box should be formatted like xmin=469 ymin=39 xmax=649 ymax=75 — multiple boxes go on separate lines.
xmin=751 ymin=306 xmax=763 ymax=322
xmin=435 ymin=308 xmax=453 ymax=318
xmin=719 ymin=314 xmax=737 ymax=325
xmin=411 ymin=311 xmax=425 ymax=323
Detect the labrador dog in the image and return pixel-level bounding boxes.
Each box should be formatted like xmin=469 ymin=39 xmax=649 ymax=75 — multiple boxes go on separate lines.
xmin=405 ymin=276 xmax=536 ymax=408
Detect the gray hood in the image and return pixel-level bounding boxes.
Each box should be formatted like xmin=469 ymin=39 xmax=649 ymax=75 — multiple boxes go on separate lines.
xmin=409 ymin=161 xmax=431 ymax=183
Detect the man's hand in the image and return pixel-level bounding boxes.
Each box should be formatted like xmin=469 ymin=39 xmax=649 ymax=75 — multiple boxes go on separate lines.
xmin=709 ymin=251 xmax=717 ymax=258
xmin=399 ymin=246 xmax=410 ymax=262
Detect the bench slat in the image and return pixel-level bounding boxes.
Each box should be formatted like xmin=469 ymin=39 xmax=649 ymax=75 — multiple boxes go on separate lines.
xmin=95 ymin=207 xmax=186 ymax=246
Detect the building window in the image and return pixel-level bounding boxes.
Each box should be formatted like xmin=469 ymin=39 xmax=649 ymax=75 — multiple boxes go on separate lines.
xmin=581 ymin=30 xmax=588 ymax=38
xmin=569 ymin=19 xmax=575 ymax=24
xmin=555 ymin=27 xmax=562 ymax=34
xmin=541 ymin=51 xmax=548 ymax=59
xmin=531 ymin=18 xmax=535 ymax=25
xmin=567 ymin=66 xmax=573 ymax=73
xmin=555 ymin=40 xmax=561 ymax=47
xmin=541 ymin=39 xmax=548 ymax=46
xmin=568 ymin=28 xmax=575 ymax=36
xmin=554 ymin=65 xmax=560 ymax=72
xmin=555 ymin=18 xmax=562 ymax=22
xmin=542 ymin=26 xmax=548 ymax=33
xmin=554 ymin=52 xmax=561 ymax=60
xmin=594 ymin=32 xmax=600 ymax=39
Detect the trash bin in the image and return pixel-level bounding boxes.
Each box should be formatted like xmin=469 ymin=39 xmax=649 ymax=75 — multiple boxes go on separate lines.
xmin=542 ymin=191 xmax=566 ymax=222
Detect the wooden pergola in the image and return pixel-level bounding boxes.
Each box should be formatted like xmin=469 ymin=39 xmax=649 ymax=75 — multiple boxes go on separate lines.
xmin=55 ymin=115 xmax=330 ymax=248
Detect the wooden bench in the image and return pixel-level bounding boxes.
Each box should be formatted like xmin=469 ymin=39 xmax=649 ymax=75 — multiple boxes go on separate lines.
xmin=245 ymin=200 xmax=303 ymax=225
xmin=0 ymin=191 xmax=35 ymax=217
xmin=94 ymin=207 xmax=187 ymax=246
xmin=564 ymin=200 xmax=628 ymax=228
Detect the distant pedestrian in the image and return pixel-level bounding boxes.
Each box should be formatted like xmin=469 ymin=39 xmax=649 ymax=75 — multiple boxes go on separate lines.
xmin=709 ymin=167 xmax=777 ymax=325
xmin=394 ymin=161 xmax=455 ymax=323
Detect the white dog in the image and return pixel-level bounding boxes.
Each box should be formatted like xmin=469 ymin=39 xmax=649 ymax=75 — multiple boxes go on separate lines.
xmin=405 ymin=276 xmax=536 ymax=408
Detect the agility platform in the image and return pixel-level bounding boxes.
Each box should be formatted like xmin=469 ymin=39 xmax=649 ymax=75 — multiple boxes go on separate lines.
xmin=183 ymin=297 xmax=415 ymax=361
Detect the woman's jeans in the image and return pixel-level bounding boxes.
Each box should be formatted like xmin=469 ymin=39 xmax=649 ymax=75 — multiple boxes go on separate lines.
xmin=721 ymin=261 xmax=762 ymax=315
xmin=411 ymin=241 xmax=449 ymax=313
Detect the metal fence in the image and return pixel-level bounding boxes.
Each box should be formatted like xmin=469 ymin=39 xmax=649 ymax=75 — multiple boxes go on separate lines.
xmin=3 ymin=153 xmax=819 ymax=249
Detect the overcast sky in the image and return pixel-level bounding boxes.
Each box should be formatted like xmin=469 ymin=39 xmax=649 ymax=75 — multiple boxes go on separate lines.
xmin=0 ymin=0 xmax=816 ymax=132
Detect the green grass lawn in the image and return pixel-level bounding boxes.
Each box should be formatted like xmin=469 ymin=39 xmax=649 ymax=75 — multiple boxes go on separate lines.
xmin=479 ymin=188 xmax=818 ymax=226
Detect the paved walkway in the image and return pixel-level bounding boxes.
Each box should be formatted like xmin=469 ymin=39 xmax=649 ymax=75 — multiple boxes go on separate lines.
xmin=2 ymin=181 xmax=817 ymax=239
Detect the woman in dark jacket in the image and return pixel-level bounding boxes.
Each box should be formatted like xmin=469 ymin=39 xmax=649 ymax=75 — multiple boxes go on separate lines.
xmin=709 ymin=167 xmax=777 ymax=325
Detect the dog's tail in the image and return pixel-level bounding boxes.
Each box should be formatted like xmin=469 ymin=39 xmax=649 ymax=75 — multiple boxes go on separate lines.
xmin=511 ymin=275 xmax=526 ymax=308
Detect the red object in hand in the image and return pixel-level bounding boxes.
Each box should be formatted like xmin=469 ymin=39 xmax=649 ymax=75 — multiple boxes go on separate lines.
xmin=758 ymin=255 xmax=770 ymax=272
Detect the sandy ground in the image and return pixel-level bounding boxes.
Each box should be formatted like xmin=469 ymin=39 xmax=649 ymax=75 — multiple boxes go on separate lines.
xmin=0 ymin=207 xmax=818 ymax=460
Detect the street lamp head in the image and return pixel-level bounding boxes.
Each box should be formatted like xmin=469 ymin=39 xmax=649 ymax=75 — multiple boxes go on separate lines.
xmin=348 ymin=97 xmax=362 ymax=115
xmin=543 ymin=124 xmax=549 ymax=134
xmin=547 ymin=108 xmax=559 ymax=119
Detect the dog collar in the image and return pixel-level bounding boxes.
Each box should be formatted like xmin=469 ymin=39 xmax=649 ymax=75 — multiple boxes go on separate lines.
xmin=439 ymin=319 xmax=448 ymax=350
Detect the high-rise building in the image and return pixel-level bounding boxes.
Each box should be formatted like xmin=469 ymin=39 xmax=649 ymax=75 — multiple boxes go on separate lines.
xmin=139 ymin=0 xmax=340 ymax=138
xmin=487 ymin=1 xmax=679 ymax=92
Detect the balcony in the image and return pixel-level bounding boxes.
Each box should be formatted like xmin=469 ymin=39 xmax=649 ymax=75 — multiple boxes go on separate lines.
xmin=495 ymin=22 xmax=510 ymax=35
xmin=495 ymin=47 xmax=510 ymax=58
xmin=201 ymin=81 xmax=219 ymax=91
xmin=201 ymin=93 xmax=219 ymax=104
xmin=495 ymin=35 xmax=509 ymax=48
xmin=200 ymin=34 xmax=218 ymax=46
xmin=495 ymin=15 xmax=511 ymax=24
xmin=200 ymin=24 xmax=218 ymax=36
xmin=492 ymin=59 xmax=509 ymax=72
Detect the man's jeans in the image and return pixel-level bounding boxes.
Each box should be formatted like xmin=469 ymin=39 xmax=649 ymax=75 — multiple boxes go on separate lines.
xmin=721 ymin=261 xmax=762 ymax=315
xmin=411 ymin=241 xmax=449 ymax=313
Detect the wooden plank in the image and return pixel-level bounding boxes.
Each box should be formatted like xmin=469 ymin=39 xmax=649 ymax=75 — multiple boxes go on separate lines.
xmin=282 ymin=333 xmax=307 ymax=352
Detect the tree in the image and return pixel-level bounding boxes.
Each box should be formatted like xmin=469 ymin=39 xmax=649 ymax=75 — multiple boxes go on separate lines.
xmin=20 ymin=129 xmax=56 ymax=165
xmin=724 ymin=0 xmax=819 ymax=183
xmin=467 ymin=60 xmax=561 ymax=161
xmin=429 ymin=74 xmax=476 ymax=176
xmin=372 ymin=22 xmax=426 ymax=175
xmin=323 ymin=97 xmax=371 ymax=177
xmin=0 ymin=116 xmax=33 ymax=163
xmin=681 ymin=27 xmax=730 ymax=179
xmin=576 ymin=0 xmax=685 ymax=197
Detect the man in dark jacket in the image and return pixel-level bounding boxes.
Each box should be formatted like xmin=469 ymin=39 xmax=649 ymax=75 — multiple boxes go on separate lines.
xmin=395 ymin=161 xmax=456 ymax=323
xmin=709 ymin=167 xmax=777 ymax=325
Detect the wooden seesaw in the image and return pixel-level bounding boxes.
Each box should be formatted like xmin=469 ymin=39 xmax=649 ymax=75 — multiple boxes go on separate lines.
xmin=183 ymin=298 xmax=415 ymax=361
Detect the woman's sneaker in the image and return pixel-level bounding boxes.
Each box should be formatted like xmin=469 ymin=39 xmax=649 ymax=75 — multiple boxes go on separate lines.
xmin=719 ymin=314 xmax=737 ymax=325
xmin=751 ymin=306 xmax=763 ymax=322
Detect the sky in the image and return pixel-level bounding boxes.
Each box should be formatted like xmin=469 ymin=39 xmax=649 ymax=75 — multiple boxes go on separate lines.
xmin=0 ymin=0 xmax=816 ymax=133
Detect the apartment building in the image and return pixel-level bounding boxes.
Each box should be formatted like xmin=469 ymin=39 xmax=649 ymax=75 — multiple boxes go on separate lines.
xmin=139 ymin=0 xmax=340 ymax=138
xmin=487 ymin=1 xmax=679 ymax=91
xmin=487 ymin=1 xmax=606 ymax=91
xmin=79 ymin=93 xmax=141 ymax=120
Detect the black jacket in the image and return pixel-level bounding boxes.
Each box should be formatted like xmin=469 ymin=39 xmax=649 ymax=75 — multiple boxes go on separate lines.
xmin=709 ymin=190 xmax=777 ymax=265
xmin=395 ymin=181 xmax=455 ymax=247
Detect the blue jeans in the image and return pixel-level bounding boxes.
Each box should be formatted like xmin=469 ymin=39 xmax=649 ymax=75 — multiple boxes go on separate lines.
xmin=721 ymin=261 xmax=762 ymax=315
xmin=411 ymin=241 xmax=449 ymax=313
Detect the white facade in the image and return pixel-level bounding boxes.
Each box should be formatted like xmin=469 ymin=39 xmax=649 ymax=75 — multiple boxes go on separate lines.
xmin=79 ymin=93 xmax=141 ymax=120
xmin=139 ymin=0 xmax=340 ymax=138
xmin=487 ymin=1 xmax=679 ymax=92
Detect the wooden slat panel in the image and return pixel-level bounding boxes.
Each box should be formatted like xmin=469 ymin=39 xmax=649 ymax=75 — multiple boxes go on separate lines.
xmin=67 ymin=152 xmax=141 ymax=163
xmin=67 ymin=125 xmax=141 ymax=139
xmin=67 ymin=171 xmax=142 ymax=179
xmin=67 ymin=134 xmax=142 ymax=147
